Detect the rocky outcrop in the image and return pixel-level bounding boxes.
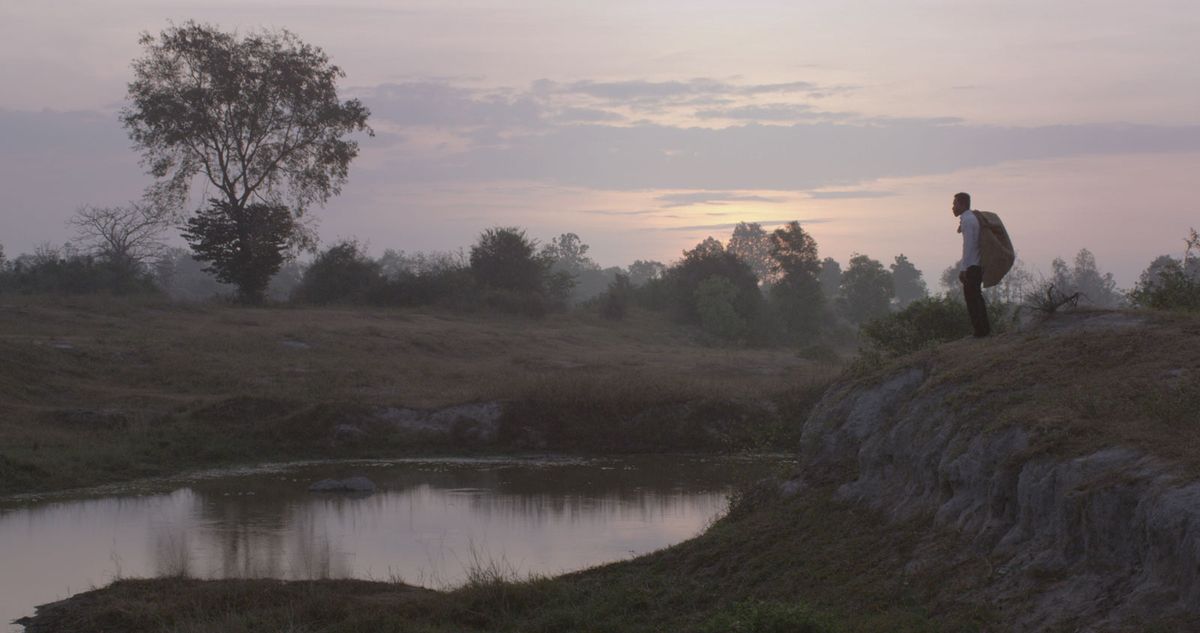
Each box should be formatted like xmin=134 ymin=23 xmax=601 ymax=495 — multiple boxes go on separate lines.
xmin=372 ymin=402 xmax=503 ymax=443
xmin=797 ymin=365 xmax=1200 ymax=631
xmin=308 ymin=476 xmax=376 ymax=493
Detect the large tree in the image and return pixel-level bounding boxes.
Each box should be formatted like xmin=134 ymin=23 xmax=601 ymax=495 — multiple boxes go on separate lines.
xmin=837 ymin=253 xmax=894 ymax=324
xmin=727 ymin=222 xmax=776 ymax=285
xmin=889 ymin=254 xmax=928 ymax=309
xmin=768 ymin=221 xmax=824 ymax=336
xmin=121 ymin=21 xmax=371 ymax=303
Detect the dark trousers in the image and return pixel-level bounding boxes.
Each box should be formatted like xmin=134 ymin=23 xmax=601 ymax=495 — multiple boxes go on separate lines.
xmin=962 ymin=265 xmax=990 ymax=337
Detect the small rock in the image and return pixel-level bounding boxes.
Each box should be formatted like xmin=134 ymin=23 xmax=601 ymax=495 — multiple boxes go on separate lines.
xmin=308 ymin=476 xmax=376 ymax=494
xmin=779 ymin=478 xmax=806 ymax=497
xmin=281 ymin=339 xmax=311 ymax=350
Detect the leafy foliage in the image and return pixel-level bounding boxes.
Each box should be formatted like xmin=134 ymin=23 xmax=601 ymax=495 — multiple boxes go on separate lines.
xmin=627 ymin=260 xmax=666 ymax=286
xmin=0 ymin=244 xmax=158 ymax=295
xmin=695 ymin=276 xmax=749 ymax=340
xmin=293 ymin=240 xmax=384 ymax=304
xmin=889 ymin=254 xmax=927 ymax=309
xmin=599 ymin=273 xmax=633 ymax=320
xmin=818 ymin=257 xmax=841 ymax=300
xmin=122 ymin=21 xmax=371 ymax=302
xmin=469 ymin=227 xmax=571 ymax=315
xmin=470 ymin=227 xmax=548 ymax=293
xmin=727 ymin=222 xmax=777 ymax=285
xmin=837 ymin=253 xmax=894 ymax=324
xmin=182 ymin=200 xmax=297 ymax=304
xmin=1128 ymin=260 xmax=1200 ymax=311
xmin=1050 ymin=249 xmax=1122 ymax=308
xmin=768 ymin=221 xmax=824 ymax=338
xmin=859 ymin=295 xmax=973 ymax=357
xmin=122 ymin=21 xmax=371 ymax=216
xmin=662 ymin=237 xmax=762 ymax=327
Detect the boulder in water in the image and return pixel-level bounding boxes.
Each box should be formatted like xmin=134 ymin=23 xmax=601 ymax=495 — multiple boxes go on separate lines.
xmin=308 ymin=476 xmax=376 ymax=493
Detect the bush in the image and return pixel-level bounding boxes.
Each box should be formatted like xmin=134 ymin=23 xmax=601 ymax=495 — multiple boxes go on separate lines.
xmin=1129 ymin=266 xmax=1200 ymax=311
xmin=598 ymin=273 xmax=632 ymax=320
xmin=859 ymin=295 xmax=972 ymax=357
xmin=470 ymin=227 xmax=548 ymax=293
xmin=696 ymin=276 xmax=748 ymax=340
xmin=293 ymin=240 xmax=384 ymax=304
xmin=0 ymin=247 xmax=158 ymax=296
xmin=661 ymin=238 xmax=763 ymax=327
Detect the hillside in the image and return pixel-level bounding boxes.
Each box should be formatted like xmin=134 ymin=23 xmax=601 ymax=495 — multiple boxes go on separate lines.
xmin=18 ymin=309 xmax=1200 ymax=632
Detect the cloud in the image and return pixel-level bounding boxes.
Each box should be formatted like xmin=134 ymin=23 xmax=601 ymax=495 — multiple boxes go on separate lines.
xmin=655 ymin=191 xmax=788 ymax=207
xmin=551 ymin=107 xmax=625 ymax=123
xmin=381 ymin=119 xmax=1200 ymax=191
xmin=537 ymin=77 xmax=837 ymax=106
xmin=806 ymin=190 xmax=895 ymax=199
xmin=658 ymin=219 xmax=832 ymax=231
xmin=695 ymin=103 xmax=825 ymax=122
xmin=361 ymin=82 xmax=544 ymax=128
xmin=579 ymin=209 xmax=660 ymax=216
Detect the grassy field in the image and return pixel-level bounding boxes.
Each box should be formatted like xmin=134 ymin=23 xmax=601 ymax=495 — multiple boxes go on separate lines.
xmin=858 ymin=309 xmax=1200 ymax=472
xmin=0 ymin=296 xmax=838 ymax=495
xmin=14 ymin=304 xmax=1200 ymax=632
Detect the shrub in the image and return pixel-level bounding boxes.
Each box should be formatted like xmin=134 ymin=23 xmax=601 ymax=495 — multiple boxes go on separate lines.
xmin=598 ymin=273 xmax=632 ymax=320
xmin=293 ymin=240 xmax=384 ymax=304
xmin=696 ymin=276 xmax=748 ymax=340
xmin=470 ymin=227 xmax=548 ymax=293
xmin=662 ymin=238 xmax=762 ymax=327
xmin=0 ymin=247 xmax=158 ymax=296
xmin=1129 ymin=266 xmax=1200 ymax=311
xmin=859 ymin=295 xmax=972 ymax=357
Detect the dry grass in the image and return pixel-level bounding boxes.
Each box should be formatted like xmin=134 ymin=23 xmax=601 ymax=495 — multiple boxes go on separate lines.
xmin=0 ymin=296 xmax=839 ymax=494
xmin=888 ymin=309 xmax=1200 ymax=471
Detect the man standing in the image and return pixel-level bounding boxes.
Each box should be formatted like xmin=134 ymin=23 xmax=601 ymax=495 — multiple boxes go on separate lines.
xmin=954 ymin=192 xmax=990 ymax=337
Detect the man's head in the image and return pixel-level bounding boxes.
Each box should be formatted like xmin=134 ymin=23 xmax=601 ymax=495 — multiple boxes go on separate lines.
xmin=952 ymin=192 xmax=971 ymax=217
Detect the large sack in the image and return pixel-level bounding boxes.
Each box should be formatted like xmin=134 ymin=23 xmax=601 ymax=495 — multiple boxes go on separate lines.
xmin=973 ymin=211 xmax=1015 ymax=288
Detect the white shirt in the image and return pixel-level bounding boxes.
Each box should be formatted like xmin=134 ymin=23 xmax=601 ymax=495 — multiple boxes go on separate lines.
xmin=959 ymin=210 xmax=981 ymax=271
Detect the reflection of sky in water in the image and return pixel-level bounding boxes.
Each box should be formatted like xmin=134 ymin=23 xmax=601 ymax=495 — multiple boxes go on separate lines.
xmin=0 ymin=456 xmax=785 ymax=630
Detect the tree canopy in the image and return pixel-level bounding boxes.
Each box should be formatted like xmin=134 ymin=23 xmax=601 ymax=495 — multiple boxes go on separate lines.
xmin=768 ymin=221 xmax=824 ymax=336
xmin=889 ymin=254 xmax=928 ymax=309
xmin=122 ymin=21 xmax=371 ymax=302
xmin=727 ymin=222 xmax=776 ymax=285
xmin=122 ymin=21 xmax=371 ymax=217
xmin=837 ymin=253 xmax=894 ymax=324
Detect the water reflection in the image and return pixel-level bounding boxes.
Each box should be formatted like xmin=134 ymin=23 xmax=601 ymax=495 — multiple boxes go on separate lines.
xmin=1 ymin=456 xmax=786 ymax=631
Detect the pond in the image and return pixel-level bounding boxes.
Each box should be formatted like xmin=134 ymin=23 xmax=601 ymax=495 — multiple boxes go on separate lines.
xmin=1 ymin=455 xmax=790 ymax=630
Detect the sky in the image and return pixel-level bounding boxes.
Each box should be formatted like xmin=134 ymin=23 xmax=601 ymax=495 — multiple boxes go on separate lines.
xmin=2 ymin=0 xmax=1199 ymax=287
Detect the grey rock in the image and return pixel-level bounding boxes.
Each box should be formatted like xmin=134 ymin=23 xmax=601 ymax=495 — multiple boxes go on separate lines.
xmin=308 ymin=476 xmax=376 ymax=493
xmin=797 ymin=363 xmax=1200 ymax=630
xmin=374 ymin=401 xmax=503 ymax=443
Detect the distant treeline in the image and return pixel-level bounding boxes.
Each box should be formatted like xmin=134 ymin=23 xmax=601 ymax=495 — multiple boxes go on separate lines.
xmin=3 ymin=222 xmax=1199 ymax=348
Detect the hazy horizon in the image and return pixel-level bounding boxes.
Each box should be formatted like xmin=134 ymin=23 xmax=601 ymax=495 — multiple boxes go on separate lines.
xmin=3 ymin=0 xmax=1198 ymax=287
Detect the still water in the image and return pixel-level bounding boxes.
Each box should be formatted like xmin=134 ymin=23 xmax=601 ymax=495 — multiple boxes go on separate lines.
xmin=1 ymin=455 xmax=788 ymax=629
